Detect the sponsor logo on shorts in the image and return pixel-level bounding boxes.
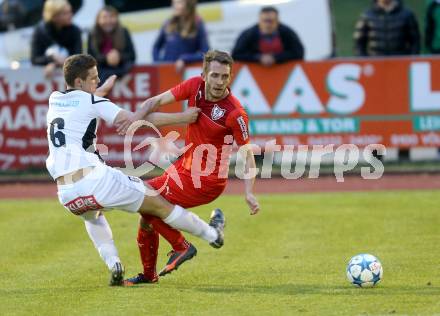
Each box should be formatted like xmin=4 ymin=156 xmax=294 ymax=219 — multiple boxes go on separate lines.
xmin=128 ymin=175 xmax=141 ymax=183
xmin=237 ymin=116 xmax=249 ymax=140
xmin=64 ymin=195 xmax=103 ymax=216
xmin=211 ymin=104 xmax=226 ymax=120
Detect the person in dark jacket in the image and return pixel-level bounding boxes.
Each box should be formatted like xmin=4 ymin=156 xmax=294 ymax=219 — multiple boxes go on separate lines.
xmin=231 ymin=6 xmax=304 ymax=66
xmin=30 ymin=0 xmax=82 ymax=77
xmin=153 ymin=0 xmax=209 ymax=73
xmin=88 ymin=6 xmax=136 ymax=82
xmin=425 ymin=0 xmax=440 ymax=54
xmin=354 ymin=0 xmax=420 ymax=56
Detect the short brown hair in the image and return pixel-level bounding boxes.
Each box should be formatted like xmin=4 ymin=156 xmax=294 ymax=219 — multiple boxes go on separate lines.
xmin=202 ymin=50 xmax=234 ymax=75
xmin=63 ymin=54 xmax=97 ymax=87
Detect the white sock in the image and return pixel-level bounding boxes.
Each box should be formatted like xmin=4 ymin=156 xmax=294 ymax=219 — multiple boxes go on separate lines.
xmin=164 ymin=205 xmax=218 ymax=243
xmin=83 ymin=213 xmax=120 ymax=270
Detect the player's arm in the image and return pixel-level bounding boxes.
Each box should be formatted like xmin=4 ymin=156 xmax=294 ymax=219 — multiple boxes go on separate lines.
xmin=242 ymin=144 xmax=260 ymax=215
xmin=145 ymin=107 xmax=200 ymax=127
xmin=228 ymin=109 xmax=260 ymax=215
xmin=138 ymin=90 xmax=177 ymax=114
xmin=115 ymin=78 xmax=198 ymax=133
xmin=114 ymin=105 xmax=200 ymax=134
xmin=115 ymin=90 xmax=177 ymax=134
xmin=95 ymin=75 xmax=117 ymax=97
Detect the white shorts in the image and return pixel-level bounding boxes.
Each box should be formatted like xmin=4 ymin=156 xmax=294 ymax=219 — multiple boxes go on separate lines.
xmin=57 ymin=163 xmax=146 ymax=216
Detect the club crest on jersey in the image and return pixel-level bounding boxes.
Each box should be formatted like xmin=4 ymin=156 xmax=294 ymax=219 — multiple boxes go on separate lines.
xmin=211 ymin=104 xmax=226 ymax=120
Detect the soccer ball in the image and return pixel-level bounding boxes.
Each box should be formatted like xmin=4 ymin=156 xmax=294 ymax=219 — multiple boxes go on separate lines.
xmin=346 ymin=253 xmax=383 ymax=287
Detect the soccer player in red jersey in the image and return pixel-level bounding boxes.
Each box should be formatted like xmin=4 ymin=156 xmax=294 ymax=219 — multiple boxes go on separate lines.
xmin=124 ymin=50 xmax=260 ymax=285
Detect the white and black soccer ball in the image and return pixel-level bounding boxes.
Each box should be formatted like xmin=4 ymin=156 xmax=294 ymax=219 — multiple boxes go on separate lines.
xmin=346 ymin=254 xmax=383 ymax=287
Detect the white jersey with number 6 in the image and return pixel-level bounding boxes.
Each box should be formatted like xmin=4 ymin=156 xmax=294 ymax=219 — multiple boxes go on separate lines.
xmin=46 ymin=89 xmax=121 ymax=179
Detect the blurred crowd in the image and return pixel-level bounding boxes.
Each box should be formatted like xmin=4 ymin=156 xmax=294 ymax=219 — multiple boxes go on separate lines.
xmin=0 ymin=0 xmax=438 ymax=80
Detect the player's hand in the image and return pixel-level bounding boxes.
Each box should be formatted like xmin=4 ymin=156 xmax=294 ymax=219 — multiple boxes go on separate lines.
xmin=95 ymin=75 xmax=117 ymax=97
xmin=115 ymin=111 xmax=136 ymax=135
xmin=181 ymin=107 xmax=201 ymax=124
xmin=246 ymin=193 xmax=260 ymax=215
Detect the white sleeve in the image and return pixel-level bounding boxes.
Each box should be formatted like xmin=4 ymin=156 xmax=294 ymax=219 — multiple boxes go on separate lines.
xmin=90 ymin=94 xmax=122 ymax=124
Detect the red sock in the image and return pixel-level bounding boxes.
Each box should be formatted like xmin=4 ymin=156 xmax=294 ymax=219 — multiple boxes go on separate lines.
xmin=142 ymin=214 xmax=188 ymax=252
xmin=137 ymin=226 xmax=159 ymax=280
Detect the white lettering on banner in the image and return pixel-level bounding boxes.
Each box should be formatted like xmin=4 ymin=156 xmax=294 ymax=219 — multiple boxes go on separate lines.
xmin=6 ymin=138 xmax=27 ymax=149
xmin=231 ymin=66 xmax=271 ymax=115
xmin=110 ymin=73 xmax=152 ymax=99
xmin=390 ymin=134 xmax=419 ymax=146
xmin=281 ymin=136 xmax=301 ymax=145
xmin=6 ymin=79 xmax=26 ymax=102
xmin=134 ymin=73 xmax=150 ymax=97
xmin=0 ymin=77 xmax=60 ymax=102
xmin=112 ymin=74 xmax=133 ymax=98
xmin=0 ymin=105 xmax=48 ymax=130
xmin=273 ymin=65 xmax=324 ymax=115
xmin=30 ymin=138 xmax=48 ymax=146
xmin=326 ymin=64 xmax=365 ymax=114
xmin=0 ymin=153 xmax=15 ymax=169
xmin=410 ymin=62 xmax=440 ymax=112
xmin=421 ymin=133 xmax=440 ymax=145
xmin=18 ymin=155 xmax=47 ymax=165
xmin=349 ymin=135 xmax=383 ymax=145
xmin=307 ymin=136 xmax=343 ymax=145
xmin=28 ymin=81 xmax=53 ymax=101
xmin=237 ymin=64 xmax=365 ymax=116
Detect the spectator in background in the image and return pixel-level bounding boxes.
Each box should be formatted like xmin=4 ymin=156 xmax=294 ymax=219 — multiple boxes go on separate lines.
xmin=0 ymin=0 xmax=25 ymax=31
xmin=88 ymin=6 xmax=136 ymax=82
xmin=30 ymin=0 xmax=82 ymax=77
xmin=425 ymin=0 xmax=440 ymax=54
xmin=231 ymin=6 xmax=304 ymax=66
xmin=354 ymin=0 xmax=420 ymax=56
xmin=153 ymin=0 xmax=209 ymax=73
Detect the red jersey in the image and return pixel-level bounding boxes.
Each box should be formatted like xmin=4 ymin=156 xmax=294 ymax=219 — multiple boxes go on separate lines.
xmin=170 ymin=76 xmax=250 ymax=187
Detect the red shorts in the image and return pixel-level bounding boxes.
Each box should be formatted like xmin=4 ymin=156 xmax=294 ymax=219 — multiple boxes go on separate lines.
xmin=146 ymin=169 xmax=226 ymax=209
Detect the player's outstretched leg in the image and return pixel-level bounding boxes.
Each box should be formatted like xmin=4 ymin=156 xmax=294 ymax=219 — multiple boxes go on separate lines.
xmin=209 ymin=209 xmax=226 ymax=248
xmin=109 ymin=262 xmax=125 ymax=286
xmin=138 ymin=193 xmax=225 ymax=247
xmin=159 ymin=242 xmax=197 ymax=277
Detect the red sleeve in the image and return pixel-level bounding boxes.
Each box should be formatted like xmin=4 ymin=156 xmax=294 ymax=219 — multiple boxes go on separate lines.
xmin=170 ymin=76 xmax=202 ymax=102
xmin=226 ymin=108 xmax=250 ymax=145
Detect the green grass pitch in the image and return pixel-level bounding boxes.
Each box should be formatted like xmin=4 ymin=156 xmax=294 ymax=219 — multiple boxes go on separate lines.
xmin=0 ymin=191 xmax=439 ymax=315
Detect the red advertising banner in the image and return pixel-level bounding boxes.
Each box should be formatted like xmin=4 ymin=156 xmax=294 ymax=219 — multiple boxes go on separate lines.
xmin=1 ymin=57 xmax=440 ymax=171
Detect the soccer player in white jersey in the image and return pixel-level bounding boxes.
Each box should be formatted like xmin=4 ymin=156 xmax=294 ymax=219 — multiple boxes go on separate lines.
xmin=46 ymin=54 xmax=226 ymax=286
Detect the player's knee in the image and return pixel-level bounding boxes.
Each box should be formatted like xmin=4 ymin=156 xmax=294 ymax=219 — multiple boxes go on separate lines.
xmin=138 ymin=195 xmax=174 ymax=219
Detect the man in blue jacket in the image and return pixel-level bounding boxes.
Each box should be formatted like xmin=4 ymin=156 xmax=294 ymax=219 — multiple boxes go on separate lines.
xmin=232 ymin=6 xmax=304 ymax=66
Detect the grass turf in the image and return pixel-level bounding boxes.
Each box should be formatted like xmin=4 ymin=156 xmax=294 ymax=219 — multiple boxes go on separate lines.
xmin=0 ymin=191 xmax=439 ymax=315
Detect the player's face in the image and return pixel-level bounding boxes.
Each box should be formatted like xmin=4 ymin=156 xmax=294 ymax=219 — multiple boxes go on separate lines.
xmin=79 ymin=66 xmax=100 ymax=94
xmin=203 ymin=61 xmax=231 ymax=101
xmin=259 ymin=11 xmax=279 ymax=35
